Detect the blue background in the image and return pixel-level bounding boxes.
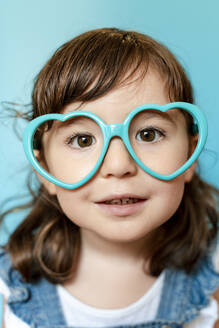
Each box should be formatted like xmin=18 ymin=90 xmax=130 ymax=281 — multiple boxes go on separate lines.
xmin=0 ymin=0 xmax=219 ymax=243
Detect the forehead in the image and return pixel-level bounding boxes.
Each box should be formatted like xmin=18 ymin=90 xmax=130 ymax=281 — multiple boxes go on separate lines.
xmin=51 ymin=69 xmax=186 ymax=130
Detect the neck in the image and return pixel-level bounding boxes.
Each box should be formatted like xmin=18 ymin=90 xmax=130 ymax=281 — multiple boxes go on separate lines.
xmin=62 ymin=228 xmax=157 ymax=309
xmin=78 ymin=228 xmax=152 ymax=272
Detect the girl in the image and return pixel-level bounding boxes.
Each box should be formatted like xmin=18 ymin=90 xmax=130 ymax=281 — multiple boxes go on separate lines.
xmin=0 ymin=27 xmax=219 ymax=328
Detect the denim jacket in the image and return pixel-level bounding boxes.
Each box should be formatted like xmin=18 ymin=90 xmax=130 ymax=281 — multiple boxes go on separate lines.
xmin=0 ymin=243 xmax=219 ymax=328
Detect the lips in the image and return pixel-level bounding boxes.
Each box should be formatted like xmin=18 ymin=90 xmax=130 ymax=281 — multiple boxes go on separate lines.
xmin=104 ymin=198 xmax=140 ymax=205
xmin=95 ymin=193 xmax=147 ymax=216
xmin=95 ymin=199 xmax=147 ymax=216
xmin=96 ymin=194 xmax=147 ymax=204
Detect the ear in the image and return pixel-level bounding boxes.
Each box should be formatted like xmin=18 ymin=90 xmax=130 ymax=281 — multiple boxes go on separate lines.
xmin=184 ymin=134 xmax=199 ymax=183
xmin=184 ymin=161 xmax=197 ymax=183
xmin=33 ymin=150 xmax=57 ymax=195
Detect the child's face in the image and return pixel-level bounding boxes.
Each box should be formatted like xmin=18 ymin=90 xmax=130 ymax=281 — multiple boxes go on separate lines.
xmin=37 ymin=68 xmax=197 ymax=244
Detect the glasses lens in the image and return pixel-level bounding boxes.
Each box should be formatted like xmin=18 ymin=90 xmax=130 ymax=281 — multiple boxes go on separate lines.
xmin=34 ymin=116 xmax=103 ymax=185
xmin=128 ymin=108 xmax=198 ymax=176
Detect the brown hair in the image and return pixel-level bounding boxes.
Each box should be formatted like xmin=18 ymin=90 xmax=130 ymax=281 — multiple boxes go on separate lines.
xmin=1 ymin=27 xmax=219 ymax=283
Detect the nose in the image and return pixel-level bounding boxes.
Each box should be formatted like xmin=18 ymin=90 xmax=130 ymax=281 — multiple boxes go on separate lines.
xmin=99 ymin=137 xmax=138 ymax=179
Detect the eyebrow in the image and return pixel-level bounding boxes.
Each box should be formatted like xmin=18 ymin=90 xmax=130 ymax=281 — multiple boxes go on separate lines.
xmin=55 ymin=108 xmax=178 ymax=132
xmin=55 ymin=116 xmax=91 ymax=129
xmin=139 ymin=110 xmax=178 ymax=127
xmin=54 ymin=116 xmax=98 ymax=136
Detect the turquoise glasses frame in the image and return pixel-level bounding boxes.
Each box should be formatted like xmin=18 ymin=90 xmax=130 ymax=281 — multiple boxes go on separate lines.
xmin=22 ymin=102 xmax=208 ymax=190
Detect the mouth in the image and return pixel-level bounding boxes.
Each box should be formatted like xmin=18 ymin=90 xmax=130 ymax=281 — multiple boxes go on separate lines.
xmin=95 ymin=197 xmax=147 ymax=216
xmin=100 ymin=197 xmax=145 ymax=205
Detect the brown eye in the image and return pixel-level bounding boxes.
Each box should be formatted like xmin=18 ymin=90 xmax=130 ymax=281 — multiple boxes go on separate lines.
xmin=140 ymin=129 xmax=155 ymax=142
xmin=77 ymin=135 xmax=93 ymax=147
xmin=67 ymin=134 xmax=96 ymax=148
xmin=136 ymin=128 xmax=165 ymax=143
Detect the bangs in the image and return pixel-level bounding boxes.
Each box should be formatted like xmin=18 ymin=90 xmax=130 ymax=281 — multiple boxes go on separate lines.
xmin=32 ymin=28 xmax=193 ymax=120
xmin=61 ymin=31 xmax=150 ymax=102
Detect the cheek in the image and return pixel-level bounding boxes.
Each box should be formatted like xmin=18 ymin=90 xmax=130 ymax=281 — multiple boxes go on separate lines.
xmin=43 ymin=136 xmax=100 ymax=185
xmin=54 ymin=188 xmax=86 ymax=225
xmin=150 ymin=176 xmax=186 ymax=222
xmin=142 ymin=136 xmax=190 ymax=176
xmin=164 ymin=138 xmax=189 ymax=170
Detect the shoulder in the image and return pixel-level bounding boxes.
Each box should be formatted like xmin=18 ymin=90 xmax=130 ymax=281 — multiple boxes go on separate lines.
xmin=185 ymin=238 xmax=219 ymax=324
xmin=0 ymin=246 xmax=28 ymax=288
xmin=0 ymin=278 xmax=10 ymax=299
xmin=0 ymin=280 xmax=30 ymax=328
xmin=157 ymin=239 xmax=219 ymax=325
xmin=0 ymin=247 xmax=30 ymax=327
xmin=188 ymin=236 xmax=219 ymax=289
xmin=0 ymin=246 xmax=67 ymax=326
xmin=184 ymin=296 xmax=218 ymax=328
xmin=0 ymin=246 xmax=29 ymax=298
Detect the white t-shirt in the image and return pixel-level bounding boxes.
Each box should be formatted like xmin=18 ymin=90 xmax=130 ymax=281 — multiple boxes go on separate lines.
xmin=0 ymin=273 xmax=218 ymax=328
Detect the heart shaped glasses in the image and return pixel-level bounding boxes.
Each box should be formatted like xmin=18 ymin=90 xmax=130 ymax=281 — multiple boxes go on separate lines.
xmin=23 ymin=102 xmax=207 ymax=189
